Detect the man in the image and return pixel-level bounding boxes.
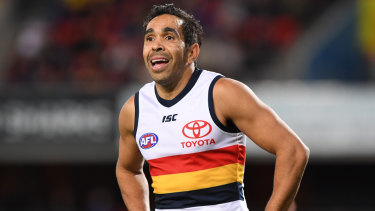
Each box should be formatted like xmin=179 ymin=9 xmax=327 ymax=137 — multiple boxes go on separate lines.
xmin=116 ymin=3 xmax=309 ymax=211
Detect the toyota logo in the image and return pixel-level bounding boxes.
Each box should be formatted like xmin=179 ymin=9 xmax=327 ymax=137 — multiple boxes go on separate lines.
xmin=182 ymin=120 xmax=212 ymax=139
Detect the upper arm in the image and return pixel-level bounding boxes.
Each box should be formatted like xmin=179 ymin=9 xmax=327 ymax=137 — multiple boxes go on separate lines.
xmin=117 ymin=95 xmax=144 ymax=173
xmin=213 ymin=78 xmax=305 ymax=155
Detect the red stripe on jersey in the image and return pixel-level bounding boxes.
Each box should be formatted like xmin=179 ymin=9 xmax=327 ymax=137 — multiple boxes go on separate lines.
xmin=148 ymin=144 xmax=246 ymax=176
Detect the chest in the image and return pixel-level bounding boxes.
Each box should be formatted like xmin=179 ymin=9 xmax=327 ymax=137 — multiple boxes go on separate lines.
xmin=136 ymin=97 xmax=224 ymax=160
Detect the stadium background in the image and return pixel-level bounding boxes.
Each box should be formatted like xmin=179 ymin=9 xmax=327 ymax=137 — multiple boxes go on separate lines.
xmin=0 ymin=0 xmax=375 ymax=210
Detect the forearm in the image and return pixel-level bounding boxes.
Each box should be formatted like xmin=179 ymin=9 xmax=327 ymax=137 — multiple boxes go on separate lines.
xmin=266 ymin=145 xmax=309 ymax=211
xmin=116 ymin=165 xmax=150 ymax=211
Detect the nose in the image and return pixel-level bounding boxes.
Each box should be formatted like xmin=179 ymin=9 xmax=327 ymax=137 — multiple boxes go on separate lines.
xmin=152 ymin=38 xmax=164 ymax=51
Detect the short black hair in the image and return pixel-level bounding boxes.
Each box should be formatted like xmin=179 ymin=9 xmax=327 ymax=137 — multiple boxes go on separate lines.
xmin=143 ymin=3 xmax=203 ymax=48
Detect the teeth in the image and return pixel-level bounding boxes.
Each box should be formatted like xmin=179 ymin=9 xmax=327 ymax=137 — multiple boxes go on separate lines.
xmin=151 ymin=59 xmax=168 ymax=64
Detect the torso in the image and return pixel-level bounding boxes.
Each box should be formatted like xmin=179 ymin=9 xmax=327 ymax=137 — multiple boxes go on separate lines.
xmin=134 ymin=68 xmax=249 ymax=210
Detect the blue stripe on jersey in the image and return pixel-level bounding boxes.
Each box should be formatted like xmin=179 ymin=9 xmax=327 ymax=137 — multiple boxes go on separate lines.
xmin=208 ymin=75 xmax=240 ymax=133
xmin=155 ymin=68 xmax=203 ymax=107
xmin=133 ymin=92 xmax=139 ymax=138
xmin=154 ymin=182 xmax=244 ymax=209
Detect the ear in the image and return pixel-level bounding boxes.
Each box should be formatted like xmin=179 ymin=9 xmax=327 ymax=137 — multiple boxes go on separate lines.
xmin=187 ymin=43 xmax=200 ymax=65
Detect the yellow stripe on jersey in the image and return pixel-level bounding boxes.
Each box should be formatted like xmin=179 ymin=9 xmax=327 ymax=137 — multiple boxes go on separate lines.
xmin=151 ymin=163 xmax=244 ymax=194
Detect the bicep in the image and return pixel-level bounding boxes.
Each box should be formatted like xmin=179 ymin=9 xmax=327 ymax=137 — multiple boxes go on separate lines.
xmin=117 ymin=134 xmax=144 ymax=173
xmin=214 ymin=78 xmax=301 ymax=155
xmin=117 ymin=96 xmax=144 ymax=173
xmin=237 ymin=102 xmax=299 ymax=155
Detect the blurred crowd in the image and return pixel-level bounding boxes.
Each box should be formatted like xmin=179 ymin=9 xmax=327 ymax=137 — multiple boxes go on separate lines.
xmin=0 ymin=164 xmax=124 ymax=211
xmin=2 ymin=1 xmax=375 ymax=211
xmin=3 ymin=0 xmax=337 ymax=91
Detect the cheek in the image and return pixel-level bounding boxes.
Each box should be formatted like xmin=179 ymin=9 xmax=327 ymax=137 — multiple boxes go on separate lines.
xmin=173 ymin=45 xmax=186 ymax=58
xmin=142 ymin=47 xmax=149 ymax=62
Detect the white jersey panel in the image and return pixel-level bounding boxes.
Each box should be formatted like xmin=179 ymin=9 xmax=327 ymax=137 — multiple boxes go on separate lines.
xmin=135 ymin=70 xmax=246 ymax=160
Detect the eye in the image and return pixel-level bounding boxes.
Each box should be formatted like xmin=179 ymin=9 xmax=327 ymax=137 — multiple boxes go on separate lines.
xmin=145 ymin=36 xmax=154 ymax=42
xmin=165 ymin=35 xmax=174 ymax=40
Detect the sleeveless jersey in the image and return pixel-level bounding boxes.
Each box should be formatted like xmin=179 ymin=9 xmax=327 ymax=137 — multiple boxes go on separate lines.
xmin=134 ymin=68 xmax=249 ymax=211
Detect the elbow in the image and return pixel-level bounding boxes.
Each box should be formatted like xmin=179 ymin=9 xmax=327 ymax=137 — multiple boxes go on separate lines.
xmin=277 ymin=140 xmax=310 ymax=167
xmin=116 ymin=160 xmax=144 ymax=177
xmin=302 ymin=143 xmax=310 ymax=161
xmin=295 ymin=143 xmax=310 ymax=166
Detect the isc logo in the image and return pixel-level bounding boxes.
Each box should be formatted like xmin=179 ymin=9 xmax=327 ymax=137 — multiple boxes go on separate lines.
xmin=139 ymin=133 xmax=158 ymax=149
xmin=162 ymin=114 xmax=178 ymax=123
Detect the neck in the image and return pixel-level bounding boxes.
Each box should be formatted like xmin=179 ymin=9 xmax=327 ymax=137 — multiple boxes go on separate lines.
xmin=155 ymin=65 xmax=195 ymax=100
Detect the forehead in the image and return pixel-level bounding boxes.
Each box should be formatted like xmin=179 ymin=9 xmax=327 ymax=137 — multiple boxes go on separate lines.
xmin=146 ymin=14 xmax=184 ymax=31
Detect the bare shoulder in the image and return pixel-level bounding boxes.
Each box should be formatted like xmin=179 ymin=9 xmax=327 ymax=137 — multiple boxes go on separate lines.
xmin=214 ymin=77 xmax=306 ymax=155
xmin=214 ymin=77 xmax=262 ymax=103
xmin=213 ymin=77 xmax=266 ymax=122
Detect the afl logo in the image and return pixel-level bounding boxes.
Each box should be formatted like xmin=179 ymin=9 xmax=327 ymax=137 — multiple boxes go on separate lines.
xmin=139 ymin=133 xmax=158 ymax=149
xmin=182 ymin=120 xmax=212 ymax=139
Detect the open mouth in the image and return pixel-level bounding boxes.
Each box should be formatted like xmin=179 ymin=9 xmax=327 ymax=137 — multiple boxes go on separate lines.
xmin=151 ymin=58 xmax=169 ymax=66
xmin=150 ymin=56 xmax=170 ymax=71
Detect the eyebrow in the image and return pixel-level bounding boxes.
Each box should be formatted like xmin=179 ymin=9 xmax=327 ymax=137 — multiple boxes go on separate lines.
xmin=145 ymin=27 xmax=181 ymax=38
xmin=145 ymin=28 xmax=154 ymax=35
xmin=163 ymin=27 xmax=180 ymax=37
